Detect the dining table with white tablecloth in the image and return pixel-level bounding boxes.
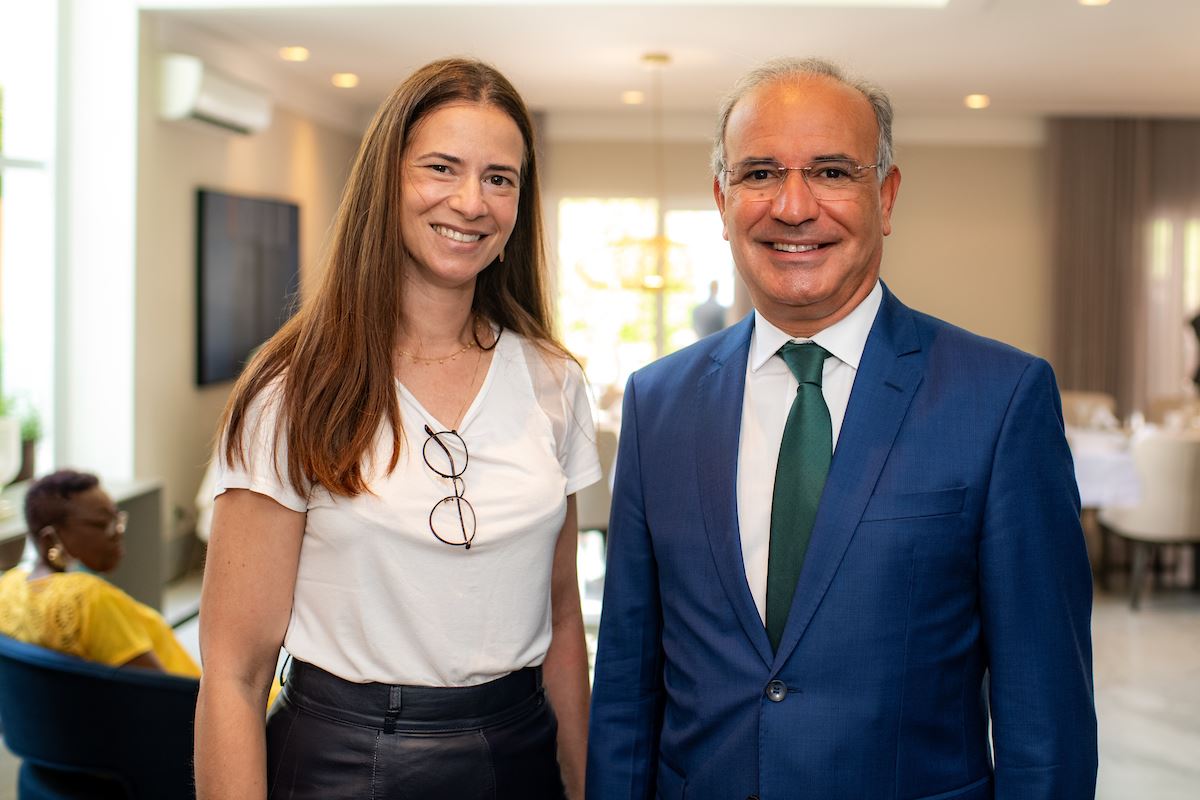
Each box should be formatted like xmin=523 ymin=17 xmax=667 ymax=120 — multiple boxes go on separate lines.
xmin=1065 ymin=425 xmax=1142 ymax=510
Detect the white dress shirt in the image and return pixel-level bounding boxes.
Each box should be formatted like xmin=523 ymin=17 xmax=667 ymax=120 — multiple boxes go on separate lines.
xmin=736 ymin=281 xmax=883 ymax=624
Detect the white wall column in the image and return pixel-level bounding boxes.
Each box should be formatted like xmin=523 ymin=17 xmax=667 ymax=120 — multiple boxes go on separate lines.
xmin=56 ymin=0 xmax=139 ymax=478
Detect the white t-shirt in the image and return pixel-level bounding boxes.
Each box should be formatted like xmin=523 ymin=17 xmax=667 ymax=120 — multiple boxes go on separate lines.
xmin=215 ymin=330 xmax=601 ymax=686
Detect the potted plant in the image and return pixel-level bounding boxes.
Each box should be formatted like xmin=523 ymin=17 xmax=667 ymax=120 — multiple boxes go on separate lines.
xmin=0 ymin=395 xmax=39 ymax=486
xmin=15 ymin=402 xmax=40 ymax=483
xmin=0 ymin=340 xmax=40 ymax=491
xmin=0 ymin=397 xmax=20 ymax=500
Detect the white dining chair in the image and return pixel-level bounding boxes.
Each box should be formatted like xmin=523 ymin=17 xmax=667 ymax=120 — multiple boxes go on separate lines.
xmin=1145 ymin=393 xmax=1200 ymax=428
xmin=1098 ymin=430 xmax=1200 ymax=609
xmin=576 ymin=428 xmax=619 ymax=648
xmin=576 ymin=428 xmax=618 ymax=536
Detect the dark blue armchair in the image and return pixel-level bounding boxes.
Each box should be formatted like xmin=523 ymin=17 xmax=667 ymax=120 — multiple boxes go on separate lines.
xmin=0 ymin=633 xmax=198 ymax=799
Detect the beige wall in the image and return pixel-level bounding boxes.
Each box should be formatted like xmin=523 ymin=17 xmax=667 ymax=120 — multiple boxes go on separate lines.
xmin=543 ymin=138 xmax=1050 ymax=359
xmin=885 ymin=144 xmax=1050 ymax=358
xmin=545 ymin=140 xmax=716 ymax=201
xmin=134 ymin=21 xmax=358 ymax=571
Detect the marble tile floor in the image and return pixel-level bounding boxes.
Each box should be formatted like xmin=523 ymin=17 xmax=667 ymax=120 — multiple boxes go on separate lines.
xmin=1093 ymin=588 xmax=1200 ymax=799
xmin=1 ymin=579 xmax=1197 ymax=799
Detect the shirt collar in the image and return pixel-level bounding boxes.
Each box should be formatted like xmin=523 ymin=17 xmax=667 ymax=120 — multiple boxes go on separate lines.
xmin=749 ymin=280 xmax=883 ymax=372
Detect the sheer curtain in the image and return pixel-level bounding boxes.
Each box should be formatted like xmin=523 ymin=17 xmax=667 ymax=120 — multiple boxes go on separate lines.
xmin=1049 ymin=119 xmax=1200 ymax=417
xmin=1146 ymin=123 xmax=1200 ymax=405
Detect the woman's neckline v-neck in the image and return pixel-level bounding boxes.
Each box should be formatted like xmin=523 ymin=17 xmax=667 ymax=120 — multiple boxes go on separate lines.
xmin=395 ymin=329 xmax=505 ymax=434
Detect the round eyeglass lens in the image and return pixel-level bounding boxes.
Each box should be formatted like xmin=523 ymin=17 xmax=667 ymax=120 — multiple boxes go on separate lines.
xmin=430 ymin=495 xmax=477 ymax=548
xmin=422 ymin=429 xmax=468 ymax=478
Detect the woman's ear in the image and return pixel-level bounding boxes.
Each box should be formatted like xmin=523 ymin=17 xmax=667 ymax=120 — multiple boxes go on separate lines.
xmin=37 ymin=525 xmax=68 ymax=570
xmin=36 ymin=525 xmax=56 ymax=549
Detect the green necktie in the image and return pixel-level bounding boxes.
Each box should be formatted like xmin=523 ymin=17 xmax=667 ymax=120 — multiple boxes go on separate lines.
xmin=765 ymin=342 xmax=832 ymax=652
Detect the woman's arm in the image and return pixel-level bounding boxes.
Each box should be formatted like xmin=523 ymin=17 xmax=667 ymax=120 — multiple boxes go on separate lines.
xmin=194 ymin=489 xmax=305 ymax=800
xmin=541 ymin=494 xmax=590 ymax=800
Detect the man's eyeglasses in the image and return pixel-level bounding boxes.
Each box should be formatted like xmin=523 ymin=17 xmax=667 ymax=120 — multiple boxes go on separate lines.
xmin=723 ymin=159 xmax=879 ymax=202
xmin=422 ymin=425 xmax=476 ymax=550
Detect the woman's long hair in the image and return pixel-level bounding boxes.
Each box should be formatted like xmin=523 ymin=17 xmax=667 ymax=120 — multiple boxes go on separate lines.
xmin=221 ymin=58 xmax=562 ymax=498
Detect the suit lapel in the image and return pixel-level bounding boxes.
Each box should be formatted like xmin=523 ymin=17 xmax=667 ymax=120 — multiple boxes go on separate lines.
xmin=695 ymin=315 xmax=774 ymax=668
xmin=772 ymin=287 xmax=926 ymax=668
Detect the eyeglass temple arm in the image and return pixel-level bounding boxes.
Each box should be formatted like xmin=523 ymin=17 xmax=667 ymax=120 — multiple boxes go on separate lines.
xmin=423 ymin=424 xmax=459 ymax=474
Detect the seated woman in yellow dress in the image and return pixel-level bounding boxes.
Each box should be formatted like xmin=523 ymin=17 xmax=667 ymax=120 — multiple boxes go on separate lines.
xmin=0 ymin=469 xmax=201 ymax=676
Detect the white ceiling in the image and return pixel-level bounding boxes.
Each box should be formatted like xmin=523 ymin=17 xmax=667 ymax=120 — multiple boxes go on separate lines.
xmin=146 ymin=0 xmax=1200 ymax=138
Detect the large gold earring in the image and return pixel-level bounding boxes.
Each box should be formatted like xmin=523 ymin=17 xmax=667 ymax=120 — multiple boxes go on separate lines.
xmin=47 ymin=544 xmax=67 ymax=570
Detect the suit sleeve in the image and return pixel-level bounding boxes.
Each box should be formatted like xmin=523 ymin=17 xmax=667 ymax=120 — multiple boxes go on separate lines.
xmin=980 ymin=358 xmax=1098 ymax=798
xmin=586 ymin=375 xmax=665 ymax=800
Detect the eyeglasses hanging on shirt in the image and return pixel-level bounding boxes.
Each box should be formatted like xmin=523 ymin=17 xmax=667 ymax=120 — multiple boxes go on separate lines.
xmin=422 ymin=424 xmax=477 ymax=550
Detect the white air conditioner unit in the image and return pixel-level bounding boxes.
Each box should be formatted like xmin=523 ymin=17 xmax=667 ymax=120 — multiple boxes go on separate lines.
xmin=159 ymin=54 xmax=272 ymax=135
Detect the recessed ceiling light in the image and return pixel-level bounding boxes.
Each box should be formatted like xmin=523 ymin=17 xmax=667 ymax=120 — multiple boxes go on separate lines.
xmin=1078 ymin=0 xmax=1111 ymax=6
xmin=278 ymin=46 xmax=309 ymax=62
xmin=331 ymin=73 xmax=359 ymax=89
xmin=964 ymin=94 xmax=990 ymax=110
xmin=622 ymin=90 xmax=645 ymax=105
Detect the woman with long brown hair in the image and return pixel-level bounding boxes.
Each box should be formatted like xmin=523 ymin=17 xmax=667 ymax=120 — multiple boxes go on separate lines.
xmin=194 ymin=58 xmax=599 ymax=799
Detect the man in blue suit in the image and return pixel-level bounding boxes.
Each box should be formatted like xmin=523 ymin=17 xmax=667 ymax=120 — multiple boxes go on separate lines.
xmin=587 ymin=58 xmax=1097 ymax=800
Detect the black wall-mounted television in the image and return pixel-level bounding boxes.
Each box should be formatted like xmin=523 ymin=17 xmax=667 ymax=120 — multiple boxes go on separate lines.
xmin=196 ymin=189 xmax=301 ymax=385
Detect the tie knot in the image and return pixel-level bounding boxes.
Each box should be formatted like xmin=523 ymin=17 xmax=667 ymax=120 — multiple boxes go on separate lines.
xmin=778 ymin=342 xmax=830 ymax=386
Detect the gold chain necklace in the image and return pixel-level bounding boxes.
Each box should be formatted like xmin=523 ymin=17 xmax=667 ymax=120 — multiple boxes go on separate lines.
xmin=396 ymin=339 xmax=476 ymax=365
xmin=450 ymin=344 xmax=486 ymax=431
xmin=397 ymin=316 xmax=480 ymax=365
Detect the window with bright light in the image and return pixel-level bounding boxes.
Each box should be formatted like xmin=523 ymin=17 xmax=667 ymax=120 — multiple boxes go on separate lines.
xmin=0 ymin=1 xmax=58 ymax=480
xmin=1146 ymin=214 xmax=1200 ymax=403
xmin=557 ymin=198 xmax=734 ymax=404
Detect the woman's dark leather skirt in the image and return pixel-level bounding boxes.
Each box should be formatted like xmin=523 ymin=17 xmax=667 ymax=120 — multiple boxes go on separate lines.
xmin=265 ymin=659 xmax=564 ymax=799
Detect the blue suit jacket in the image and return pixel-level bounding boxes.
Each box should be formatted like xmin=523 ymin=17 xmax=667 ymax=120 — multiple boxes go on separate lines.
xmin=587 ymin=287 xmax=1097 ymax=800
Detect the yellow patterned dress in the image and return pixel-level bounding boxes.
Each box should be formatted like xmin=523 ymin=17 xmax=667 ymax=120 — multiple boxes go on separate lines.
xmin=0 ymin=568 xmax=201 ymax=677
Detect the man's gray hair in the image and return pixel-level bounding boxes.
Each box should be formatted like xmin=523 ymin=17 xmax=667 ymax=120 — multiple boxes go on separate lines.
xmin=711 ymin=57 xmax=894 ymax=190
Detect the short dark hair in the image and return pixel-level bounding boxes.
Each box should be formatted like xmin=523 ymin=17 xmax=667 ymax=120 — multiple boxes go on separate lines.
xmin=24 ymin=470 xmax=100 ymax=533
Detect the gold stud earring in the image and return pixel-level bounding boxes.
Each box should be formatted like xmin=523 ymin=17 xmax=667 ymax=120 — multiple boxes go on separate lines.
xmin=47 ymin=544 xmax=67 ymax=570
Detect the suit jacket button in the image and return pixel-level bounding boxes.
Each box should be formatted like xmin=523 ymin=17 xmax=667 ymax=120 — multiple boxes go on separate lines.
xmin=765 ymin=679 xmax=787 ymax=702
